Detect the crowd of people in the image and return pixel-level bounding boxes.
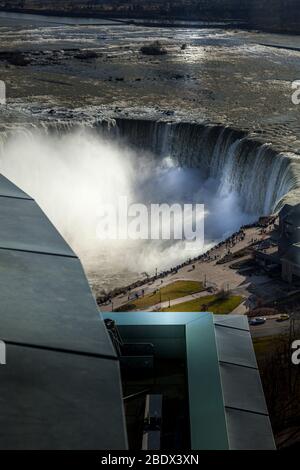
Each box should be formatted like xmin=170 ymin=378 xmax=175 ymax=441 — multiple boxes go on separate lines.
xmin=97 ymin=218 xmax=276 ymax=307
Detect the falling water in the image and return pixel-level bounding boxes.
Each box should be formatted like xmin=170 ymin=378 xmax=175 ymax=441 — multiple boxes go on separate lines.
xmin=0 ymin=118 xmax=299 ymax=292
xmin=106 ymin=119 xmax=299 ymax=215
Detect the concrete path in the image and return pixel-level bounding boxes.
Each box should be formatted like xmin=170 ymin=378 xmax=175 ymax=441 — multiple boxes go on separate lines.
xmin=100 ymin=224 xmax=277 ymax=314
xmin=145 ymin=290 xmax=213 ymax=312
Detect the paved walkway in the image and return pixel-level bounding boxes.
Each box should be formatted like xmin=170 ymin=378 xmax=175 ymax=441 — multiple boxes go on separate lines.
xmin=100 ymin=224 xmax=276 ymax=314
xmin=144 ymin=290 xmax=213 ymax=312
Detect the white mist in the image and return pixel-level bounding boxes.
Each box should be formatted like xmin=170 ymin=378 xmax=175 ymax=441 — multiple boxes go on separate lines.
xmin=0 ymin=128 xmax=255 ymax=293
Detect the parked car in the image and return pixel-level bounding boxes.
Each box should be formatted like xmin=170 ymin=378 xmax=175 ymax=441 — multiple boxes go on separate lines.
xmin=276 ymin=314 xmax=290 ymax=322
xmin=249 ymin=317 xmax=266 ymax=326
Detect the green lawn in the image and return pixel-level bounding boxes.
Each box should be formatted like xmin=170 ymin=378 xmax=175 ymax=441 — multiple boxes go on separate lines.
xmin=162 ymin=294 xmax=243 ymax=314
xmin=115 ymin=280 xmax=205 ymax=311
xmin=253 ymin=335 xmax=287 ymax=361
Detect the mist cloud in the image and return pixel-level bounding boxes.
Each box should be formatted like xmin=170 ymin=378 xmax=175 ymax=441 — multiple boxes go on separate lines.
xmin=0 ymin=129 xmax=256 ymax=293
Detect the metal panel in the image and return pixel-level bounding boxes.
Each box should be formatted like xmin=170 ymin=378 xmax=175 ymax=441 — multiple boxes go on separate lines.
xmin=0 ymin=175 xmax=31 ymax=199
xmin=0 ymin=248 xmax=115 ymax=356
xmin=186 ymin=315 xmax=229 ymax=450
xmin=0 ymin=197 xmax=75 ymax=257
xmin=220 ymin=363 xmax=268 ymax=415
xmin=214 ymin=314 xmax=249 ymax=331
xmin=225 ymin=408 xmax=276 ymax=450
xmin=0 ymin=344 xmax=127 ymax=450
xmin=215 ymin=317 xmax=275 ymax=450
xmin=103 ymin=311 xmax=210 ymax=326
xmin=215 ymin=324 xmax=258 ymax=368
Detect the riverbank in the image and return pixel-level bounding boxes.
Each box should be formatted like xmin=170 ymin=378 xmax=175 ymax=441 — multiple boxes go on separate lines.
xmin=0 ymin=9 xmax=246 ymax=28
xmin=99 ymin=217 xmax=285 ymax=314
xmin=1 ymin=1 xmax=299 ymax=34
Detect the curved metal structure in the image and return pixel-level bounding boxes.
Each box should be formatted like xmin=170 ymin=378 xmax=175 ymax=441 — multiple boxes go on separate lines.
xmin=0 ymin=174 xmax=127 ymax=449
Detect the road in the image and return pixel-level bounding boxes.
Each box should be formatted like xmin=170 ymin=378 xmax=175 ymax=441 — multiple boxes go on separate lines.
xmin=250 ymin=318 xmax=290 ymax=338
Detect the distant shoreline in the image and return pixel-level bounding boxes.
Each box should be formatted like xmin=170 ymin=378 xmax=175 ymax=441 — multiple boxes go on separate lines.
xmin=0 ymin=7 xmax=298 ymax=35
xmin=0 ymin=8 xmax=129 ymax=23
xmin=0 ymin=8 xmax=246 ymax=29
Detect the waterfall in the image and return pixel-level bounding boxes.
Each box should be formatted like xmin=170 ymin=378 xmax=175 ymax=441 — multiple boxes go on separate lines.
xmin=0 ymin=117 xmax=299 ymax=216
xmin=103 ymin=119 xmax=299 ymax=215
xmin=0 ymin=116 xmax=298 ymax=291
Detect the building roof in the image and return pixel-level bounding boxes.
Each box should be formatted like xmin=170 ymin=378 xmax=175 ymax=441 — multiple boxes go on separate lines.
xmin=0 ymin=174 xmax=127 ymax=449
xmin=281 ymin=203 xmax=300 ymax=227
xmin=104 ymin=311 xmax=276 ymax=450
xmin=279 ymin=203 xmax=293 ymax=220
xmin=281 ymin=242 xmax=300 ymax=265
